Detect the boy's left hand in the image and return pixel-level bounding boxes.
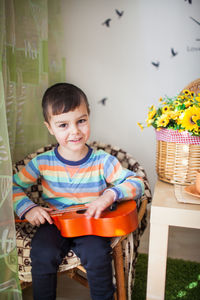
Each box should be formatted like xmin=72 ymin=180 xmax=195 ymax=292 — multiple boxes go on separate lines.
xmin=85 ymin=190 xmax=115 ymax=219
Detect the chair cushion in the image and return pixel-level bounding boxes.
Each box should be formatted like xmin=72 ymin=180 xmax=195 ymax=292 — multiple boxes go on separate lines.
xmin=16 ymin=222 xmax=81 ymax=282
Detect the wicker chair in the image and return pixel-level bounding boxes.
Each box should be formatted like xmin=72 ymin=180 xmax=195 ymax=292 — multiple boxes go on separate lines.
xmin=14 ymin=141 xmax=152 ymax=300
xmin=182 ymin=78 xmax=200 ymax=94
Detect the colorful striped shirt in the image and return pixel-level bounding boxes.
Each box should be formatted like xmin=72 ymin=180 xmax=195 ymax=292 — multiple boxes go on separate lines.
xmin=13 ymin=145 xmax=144 ymax=219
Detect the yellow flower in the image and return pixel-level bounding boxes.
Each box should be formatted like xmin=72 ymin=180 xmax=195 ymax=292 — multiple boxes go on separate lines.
xmin=166 ymin=111 xmax=181 ymax=121
xmin=177 ymin=113 xmax=184 ymax=125
xmin=183 ymin=89 xmax=191 ymax=96
xmin=177 ymin=95 xmax=184 ymax=100
xmin=184 ymin=99 xmax=194 ymax=108
xmin=159 ymin=97 xmax=163 ymax=102
xmin=180 ymin=106 xmax=200 ymax=131
xmin=137 ymin=122 xmax=144 ymax=130
xmin=193 ymin=129 xmax=200 ymax=135
xmin=196 ymin=97 xmax=200 ymax=102
xmin=162 ymin=105 xmax=170 ymax=114
xmin=173 ymin=100 xmax=180 ymax=106
xmin=192 ymin=113 xmax=200 ymax=123
xmin=156 ymin=114 xmax=170 ymax=128
xmin=147 ymin=105 xmax=156 ymax=120
xmin=146 ymin=118 xmax=153 ymax=127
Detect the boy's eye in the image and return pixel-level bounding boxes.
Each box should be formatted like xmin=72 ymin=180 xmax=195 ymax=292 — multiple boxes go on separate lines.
xmin=59 ymin=123 xmax=67 ymax=128
xmin=78 ymin=119 xmax=86 ymax=124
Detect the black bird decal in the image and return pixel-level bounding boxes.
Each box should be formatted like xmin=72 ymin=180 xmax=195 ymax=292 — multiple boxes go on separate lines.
xmin=171 ymin=48 xmax=178 ymax=57
xmin=115 ymin=9 xmax=124 ymax=18
xmin=190 ymin=17 xmax=200 ymax=26
xmin=185 ymin=0 xmax=192 ymax=4
xmin=102 ymin=19 xmax=111 ymax=27
xmin=98 ymin=98 xmax=108 ymax=106
xmin=151 ymin=61 xmax=160 ymax=68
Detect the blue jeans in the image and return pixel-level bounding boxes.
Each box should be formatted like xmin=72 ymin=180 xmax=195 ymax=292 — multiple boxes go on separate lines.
xmin=30 ymin=223 xmax=115 ymax=300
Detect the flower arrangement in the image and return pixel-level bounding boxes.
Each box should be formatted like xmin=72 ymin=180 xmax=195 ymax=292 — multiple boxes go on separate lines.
xmin=138 ymin=89 xmax=200 ymax=136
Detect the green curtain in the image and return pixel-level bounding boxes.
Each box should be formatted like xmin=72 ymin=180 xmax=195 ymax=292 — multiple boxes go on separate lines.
xmin=0 ymin=0 xmax=66 ymax=298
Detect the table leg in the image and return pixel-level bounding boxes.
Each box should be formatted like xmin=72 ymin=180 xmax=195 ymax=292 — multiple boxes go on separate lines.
xmin=146 ymin=222 xmax=169 ymax=300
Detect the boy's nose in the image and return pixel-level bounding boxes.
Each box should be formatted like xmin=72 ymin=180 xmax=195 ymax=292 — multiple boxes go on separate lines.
xmin=71 ymin=124 xmax=79 ymax=134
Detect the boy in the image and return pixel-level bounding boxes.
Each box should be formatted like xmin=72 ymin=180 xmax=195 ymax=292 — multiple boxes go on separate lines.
xmin=13 ymin=83 xmax=144 ymax=300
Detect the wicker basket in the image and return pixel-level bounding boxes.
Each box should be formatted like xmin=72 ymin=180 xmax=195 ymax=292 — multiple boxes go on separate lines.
xmin=155 ymin=78 xmax=200 ymax=185
xmin=156 ymin=129 xmax=200 ymax=185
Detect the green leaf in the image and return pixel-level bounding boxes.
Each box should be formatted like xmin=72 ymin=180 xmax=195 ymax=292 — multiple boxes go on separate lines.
xmin=177 ymin=104 xmax=186 ymax=111
xmin=157 ymin=108 xmax=162 ymax=116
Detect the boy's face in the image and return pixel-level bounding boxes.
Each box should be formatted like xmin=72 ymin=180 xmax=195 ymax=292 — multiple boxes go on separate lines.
xmin=45 ymin=101 xmax=90 ymax=160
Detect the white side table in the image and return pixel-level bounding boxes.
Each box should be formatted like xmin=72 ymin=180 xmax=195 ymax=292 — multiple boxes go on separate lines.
xmin=146 ymin=180 xmax=200 ymax=300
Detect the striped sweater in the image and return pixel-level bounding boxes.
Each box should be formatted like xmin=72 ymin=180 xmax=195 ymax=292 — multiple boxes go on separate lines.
xmin=13 ymin=145 xmax=144 ymax=219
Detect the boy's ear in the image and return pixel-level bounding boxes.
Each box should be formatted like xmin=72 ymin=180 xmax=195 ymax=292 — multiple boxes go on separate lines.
xmin=44 ymin=121 xmax=54 ymax=135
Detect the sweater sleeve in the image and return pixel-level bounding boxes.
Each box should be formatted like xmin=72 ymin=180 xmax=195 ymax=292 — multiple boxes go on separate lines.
xmin=13 ymin=157 xmax=40 ymax=219
xmin=103 ymin=154 xmax=144 ymax=202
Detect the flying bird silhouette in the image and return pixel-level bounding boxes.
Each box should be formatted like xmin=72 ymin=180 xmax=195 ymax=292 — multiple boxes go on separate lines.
xmin=190 ymin=16 xmax=200 ymax=26
xmin=171 ymin=48 xmax=178 ymax=57
xmin=151 ymin=61 xmax=160 ymax=69
xmin=102 ymin=19 xmax=111 ymax=27
xmin=98 ymin=98 xmax=108 ymax=106
xmin=185 ymin=0 xmax=192 ymax=4
xmin=115 ymin=9 xmax=124 ymax=18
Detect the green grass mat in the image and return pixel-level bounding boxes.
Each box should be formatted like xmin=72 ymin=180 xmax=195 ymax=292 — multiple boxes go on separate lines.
xmin=132 ymin=254 xmax=200 ymax=300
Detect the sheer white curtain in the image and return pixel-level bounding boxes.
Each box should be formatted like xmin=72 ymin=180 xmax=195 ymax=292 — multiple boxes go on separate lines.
xmin=0 ymin=0 xmax=65 ymax=298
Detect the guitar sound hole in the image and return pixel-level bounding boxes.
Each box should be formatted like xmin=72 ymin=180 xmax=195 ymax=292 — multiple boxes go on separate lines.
xmin=76 ymin=209 xmax=87 ymax=214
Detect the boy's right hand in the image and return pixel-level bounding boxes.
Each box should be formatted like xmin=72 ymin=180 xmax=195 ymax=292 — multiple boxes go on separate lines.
xmin=24 ymin=207 xmax=53 ymax=226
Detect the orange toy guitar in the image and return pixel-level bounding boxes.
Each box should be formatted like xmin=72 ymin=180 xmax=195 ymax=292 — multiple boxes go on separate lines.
xmin=16 ymin=201 xmax=138 ymax=237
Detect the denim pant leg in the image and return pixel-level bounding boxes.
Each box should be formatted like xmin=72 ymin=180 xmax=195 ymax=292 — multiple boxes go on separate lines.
xmin=30 ymin=223 xmax=71 ymax=300
xmin=72 ymin=235 xmax=115 ymax=300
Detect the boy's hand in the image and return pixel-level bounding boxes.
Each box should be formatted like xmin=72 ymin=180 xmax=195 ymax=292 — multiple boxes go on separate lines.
xmin=85 ymin=190 xmax=116 ymax=219
xmin=24 ymin=207 xmax=53 ymax=226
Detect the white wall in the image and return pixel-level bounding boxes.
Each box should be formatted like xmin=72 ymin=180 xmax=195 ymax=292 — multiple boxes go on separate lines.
xmin=61 ymin=0 xmax=200 ymax=191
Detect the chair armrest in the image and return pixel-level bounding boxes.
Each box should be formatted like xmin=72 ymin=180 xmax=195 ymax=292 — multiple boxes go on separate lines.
xmin=138 ymin=197 xmax=148 ymax=223
xmin=114 ymin=197 xmax=148 ymax=244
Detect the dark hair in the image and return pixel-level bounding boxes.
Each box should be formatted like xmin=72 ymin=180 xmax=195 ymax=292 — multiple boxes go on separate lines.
xmin=42 ymin=83 xmax=90 ymax=123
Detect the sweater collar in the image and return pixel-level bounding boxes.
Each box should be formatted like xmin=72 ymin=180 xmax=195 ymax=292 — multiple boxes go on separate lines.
xmin=54 ymin=144 xmax=93 ymax=166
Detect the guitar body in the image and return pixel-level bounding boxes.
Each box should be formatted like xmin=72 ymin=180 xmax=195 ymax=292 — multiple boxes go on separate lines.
xmin=50 ymin=200 xmax=138 ymax=237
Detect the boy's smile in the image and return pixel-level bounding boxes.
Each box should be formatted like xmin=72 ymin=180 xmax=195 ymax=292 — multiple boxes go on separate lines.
xmin=45 ymin=101 xmax=90 ymax=161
